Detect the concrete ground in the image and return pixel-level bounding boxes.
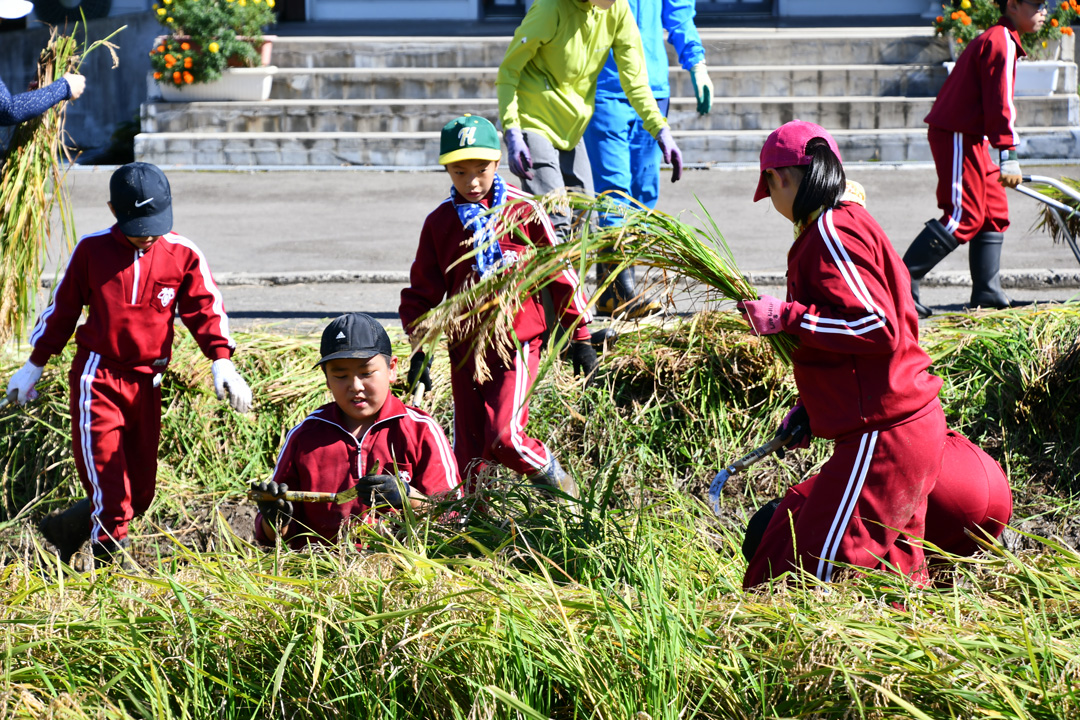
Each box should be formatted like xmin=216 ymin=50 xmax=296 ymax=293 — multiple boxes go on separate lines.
xmin=55 ymin=162 xmax=1080 ymax=332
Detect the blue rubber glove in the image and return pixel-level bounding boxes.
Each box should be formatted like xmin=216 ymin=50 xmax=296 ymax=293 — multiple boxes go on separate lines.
xmin=656 ymin=127 xmax=683 ymax=183
xmin=690 ymin=63 xmax=713 ymax=115
xmin=504 ymin=128 xmax=533 ymax=181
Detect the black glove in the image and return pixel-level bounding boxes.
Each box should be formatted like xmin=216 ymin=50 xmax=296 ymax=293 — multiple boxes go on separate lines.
xmin=407 ymin=351 xmax=432 ymax=396
xmin=773 ymin=401 xmax=811 ymax=460
xmin=570 ymin=341 xmax=599 ymax=381
xmin=356 ymin=473 xmax=409 ymax=510
xmin=253 ymin=480 xmax=293 ymax=527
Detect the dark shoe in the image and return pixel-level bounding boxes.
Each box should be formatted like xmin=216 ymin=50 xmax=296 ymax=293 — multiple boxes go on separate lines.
xmin=38 ymin=498 xmax=92 ymax=564
xmin=903 ymin=219 xmax=959 ymax=318
xmin=590 ymin=327 xmax=618 ymax=351
xmin=528 ymin=456 xmax=580 ymax=501
xmin=92 ymin=537 xmax=133 ymax=571
xmin=968 ymin=231 xmax=1013 ymax=310
xmin=595 ymin=265 xmax=662 ymax=319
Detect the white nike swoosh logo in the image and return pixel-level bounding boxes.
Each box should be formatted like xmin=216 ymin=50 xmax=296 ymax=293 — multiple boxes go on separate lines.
xmin=134 ymin=198 xmax=154 ymax=208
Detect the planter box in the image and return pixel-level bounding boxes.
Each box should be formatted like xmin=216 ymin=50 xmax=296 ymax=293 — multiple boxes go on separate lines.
xmin=157 ymin=66 xmax=277 ymax=101
xmin=944 ymin=60 xmax=1065 ymax=97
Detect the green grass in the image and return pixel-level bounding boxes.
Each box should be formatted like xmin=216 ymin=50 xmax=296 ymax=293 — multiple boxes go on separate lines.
xmin=1 ymin=304 xmax=1079 ymax=718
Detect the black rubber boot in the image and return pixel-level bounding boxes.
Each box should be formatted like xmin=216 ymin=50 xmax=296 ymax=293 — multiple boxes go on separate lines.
xmin=92 ymin=537 xmax=133 ymax=571
xmin=590 ymin=327 xmax=618 ymax=351
xmin=968 ymin=231 xmax=1012 ymax=310
xmin=528 ymin=456 xmax=580 ymax=501
xmin=595 ymin=264 xmax=662 ymax=319
xmin=38 ymin=498 xmax=92 ymax=564
xmin=903 ymin=219 xmax=959 ymax=318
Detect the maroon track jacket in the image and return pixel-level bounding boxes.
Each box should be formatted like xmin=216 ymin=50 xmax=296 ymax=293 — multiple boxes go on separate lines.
xmin=29 ymin=225 xmax=234 ymax=372
xmin=924 ymin=17 xmax=1025 ymax=151
xmin=255 ymin=395 xmax=462 ymax=548
xmin=779 ymin=204 xmax=943 ymax=440
xmin=399 ymin=182 xmax=592 ymax=345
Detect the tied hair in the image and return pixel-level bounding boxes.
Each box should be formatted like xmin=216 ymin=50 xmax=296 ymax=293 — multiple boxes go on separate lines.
xmin=790 ymin=137 xmax=846 ymax=227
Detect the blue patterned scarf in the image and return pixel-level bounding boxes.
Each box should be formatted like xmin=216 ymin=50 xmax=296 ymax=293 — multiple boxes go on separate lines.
xmin=452 ymin=172 xmax=506 ymax=280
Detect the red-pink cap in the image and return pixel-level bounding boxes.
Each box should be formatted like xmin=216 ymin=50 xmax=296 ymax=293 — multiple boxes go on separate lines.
xmin=753 ymin=121 xmax=842 ymax=202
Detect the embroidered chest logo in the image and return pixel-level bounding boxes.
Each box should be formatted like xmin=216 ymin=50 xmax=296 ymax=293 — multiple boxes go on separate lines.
xmin=458 ymin=126 xmax=477 ymax=147
xmin=157 ymin=287 xmax=176 ymax=308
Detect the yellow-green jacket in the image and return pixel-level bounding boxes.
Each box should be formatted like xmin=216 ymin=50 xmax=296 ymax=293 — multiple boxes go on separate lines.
xmin=497 ymin=0 xmax=668 ymax=151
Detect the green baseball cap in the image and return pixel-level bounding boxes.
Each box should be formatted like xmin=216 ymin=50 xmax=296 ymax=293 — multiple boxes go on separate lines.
xmin=439 ymin=114 xmax=502 ymax=165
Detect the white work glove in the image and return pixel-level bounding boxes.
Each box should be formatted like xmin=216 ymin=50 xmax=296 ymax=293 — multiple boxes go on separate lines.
xmin=690 ymin=62 xmax=713 ymax=115
xmin=6 ymin=360 xmax=43 ymax=405
xmin=211 ymin=358 xmax=252 ymax=413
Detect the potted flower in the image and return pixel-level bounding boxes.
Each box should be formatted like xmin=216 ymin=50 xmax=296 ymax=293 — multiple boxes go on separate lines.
xmin=934 ymin=0 xmax=1078 ymax=95
xmin=149 ymin=0 xmax=277 ymax=102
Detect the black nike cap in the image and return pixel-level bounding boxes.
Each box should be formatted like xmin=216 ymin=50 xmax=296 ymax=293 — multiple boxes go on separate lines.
xmin=110 ymin=162 xmax=173 ymax=238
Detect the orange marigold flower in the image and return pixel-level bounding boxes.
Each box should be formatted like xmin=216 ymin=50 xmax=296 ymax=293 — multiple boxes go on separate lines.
xmin=154 ymin=72 xmax=162 ymax=80
xmin=961 ymin=15 xmax=971 ymax=24
xmin=164 ymin=54 xmax=177 ymax=68
xmin=183 ymin=71 xmax=194 ymax=84
xmin=1063 ymin=1 xmax=1069 ymax=8
xmin=157 ymin=44 xmax=165 ymax=53
xmin=1051 ymin=18 xmax=1059 ymax=26
xmin=173 ymin=71 xmax=182 ymax=84
xmin=181 ymin=42 xmax=191 ymax=50
xmin=937 ymin=15 xmax=944 ymax=22
xmin=951 ymin=11 xmax=959 ymax=19
xmin=1065 ymin=26 xmax=1075 ymax=35
xmin=184 ymin=57 xmax=193 ymax=68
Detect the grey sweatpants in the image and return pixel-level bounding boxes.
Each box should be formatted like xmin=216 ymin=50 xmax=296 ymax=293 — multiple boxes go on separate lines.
xmin=517 ymin=130 xmax=595 ymax=238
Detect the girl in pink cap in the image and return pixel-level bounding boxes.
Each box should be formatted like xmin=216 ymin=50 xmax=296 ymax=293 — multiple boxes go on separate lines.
xmin=737 ymin=120 xmax=949 ymax=589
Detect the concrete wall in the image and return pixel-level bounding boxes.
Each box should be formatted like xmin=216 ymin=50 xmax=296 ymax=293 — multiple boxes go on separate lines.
xmin=777 ymin=0 xmax=933 ymax=17
xmin=0 ymin=11 xmax=160 ymax=152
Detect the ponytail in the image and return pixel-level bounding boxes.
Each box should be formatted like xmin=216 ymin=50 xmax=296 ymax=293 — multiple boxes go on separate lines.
xmin=790 ymin=137 xmax=846 ymax=227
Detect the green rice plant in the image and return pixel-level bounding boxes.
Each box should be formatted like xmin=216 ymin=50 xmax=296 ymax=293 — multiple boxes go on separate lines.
xmin=0 ymin=25 xmax=123 ymax=345
xmin=1 ymin=307 xmax=1080 ymax=718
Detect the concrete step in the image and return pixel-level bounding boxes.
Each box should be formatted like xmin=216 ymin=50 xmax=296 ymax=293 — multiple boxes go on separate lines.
xmin=133 ymin=127 xmax=1080 ymax=167
xmin=142 ymin=95 xmax=1079 ymax=134
xmin=268 ymin=64 xmax=951 ymax=101
xmin=269 ymin=30 xmax=949 ymax=69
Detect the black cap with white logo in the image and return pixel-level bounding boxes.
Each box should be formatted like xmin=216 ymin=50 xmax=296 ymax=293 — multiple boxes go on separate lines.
xmin=317 ymin=313 xmax=393 ymax=366
xmin=110 ymin=162 xmax=173 ymax=238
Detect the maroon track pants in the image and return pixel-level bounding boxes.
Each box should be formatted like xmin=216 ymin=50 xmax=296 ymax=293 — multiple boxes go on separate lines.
xmin=69 ymin=349 xmax=161 ymax=546
xmin=929 ymin=126 xmax=1011 ymax=243
xmin=744 ymin=401 xmax=946 ymax=589
xmin=450 ymin=337 xmax=551 ymax=489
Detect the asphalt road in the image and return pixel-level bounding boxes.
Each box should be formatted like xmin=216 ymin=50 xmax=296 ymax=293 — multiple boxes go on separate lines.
xmin=54 ymin=163 xmax=1080 ymax=332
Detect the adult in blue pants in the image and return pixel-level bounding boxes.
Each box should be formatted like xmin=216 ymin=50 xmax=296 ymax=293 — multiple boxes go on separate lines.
xmin=584 ymin=0 xmax=712 ymax=318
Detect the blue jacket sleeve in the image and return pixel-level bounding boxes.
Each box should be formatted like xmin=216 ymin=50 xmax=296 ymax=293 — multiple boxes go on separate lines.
xmin=0 ymin=76 xmax=71 ymax=126
xmin=661 ymin=0 xmax=705 ymax=71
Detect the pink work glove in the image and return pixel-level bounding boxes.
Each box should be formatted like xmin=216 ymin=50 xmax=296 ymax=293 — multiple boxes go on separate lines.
xmin=656 ymin=127 xmax=683 ymax=183
xmin=736 ymin=295 xmax=786 ymax=335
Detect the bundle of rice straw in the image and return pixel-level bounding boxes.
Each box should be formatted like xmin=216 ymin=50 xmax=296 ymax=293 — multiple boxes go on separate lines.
xmin=410 ymin=191 xmax=796 ymax=382
xmin=1033 ymin=176 xmax=1080 ymax=248
xmin=0 ymin=25 xmax=121 ymax=344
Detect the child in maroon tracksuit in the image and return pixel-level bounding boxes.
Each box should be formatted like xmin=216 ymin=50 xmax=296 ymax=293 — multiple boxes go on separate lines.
xmin=738 ymin=121 xmax=947 ymax=588
xmin=252 ymin=313 xmax=461 ymax=549
xmin=902 ymin=0 xmax=1048 ymax=317
xmin=398 ymin=115 xmax=597 ymax=498
xmin=7 ymin=162 xmax=252 ymax=567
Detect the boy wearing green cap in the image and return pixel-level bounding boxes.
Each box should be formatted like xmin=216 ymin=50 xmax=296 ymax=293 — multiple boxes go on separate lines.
xmin=399 ymin=114 xmax=597 ymax=497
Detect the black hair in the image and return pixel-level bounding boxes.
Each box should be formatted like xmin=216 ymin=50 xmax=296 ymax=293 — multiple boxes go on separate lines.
xmin=789 ymin=137 xmax=847 ymax=227
xmin=996 ymin=0 xmax=1009 ymax=13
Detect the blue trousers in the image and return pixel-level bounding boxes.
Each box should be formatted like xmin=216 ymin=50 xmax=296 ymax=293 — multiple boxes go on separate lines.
xmin=583 ymin=96 xmax=670 ymax=228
